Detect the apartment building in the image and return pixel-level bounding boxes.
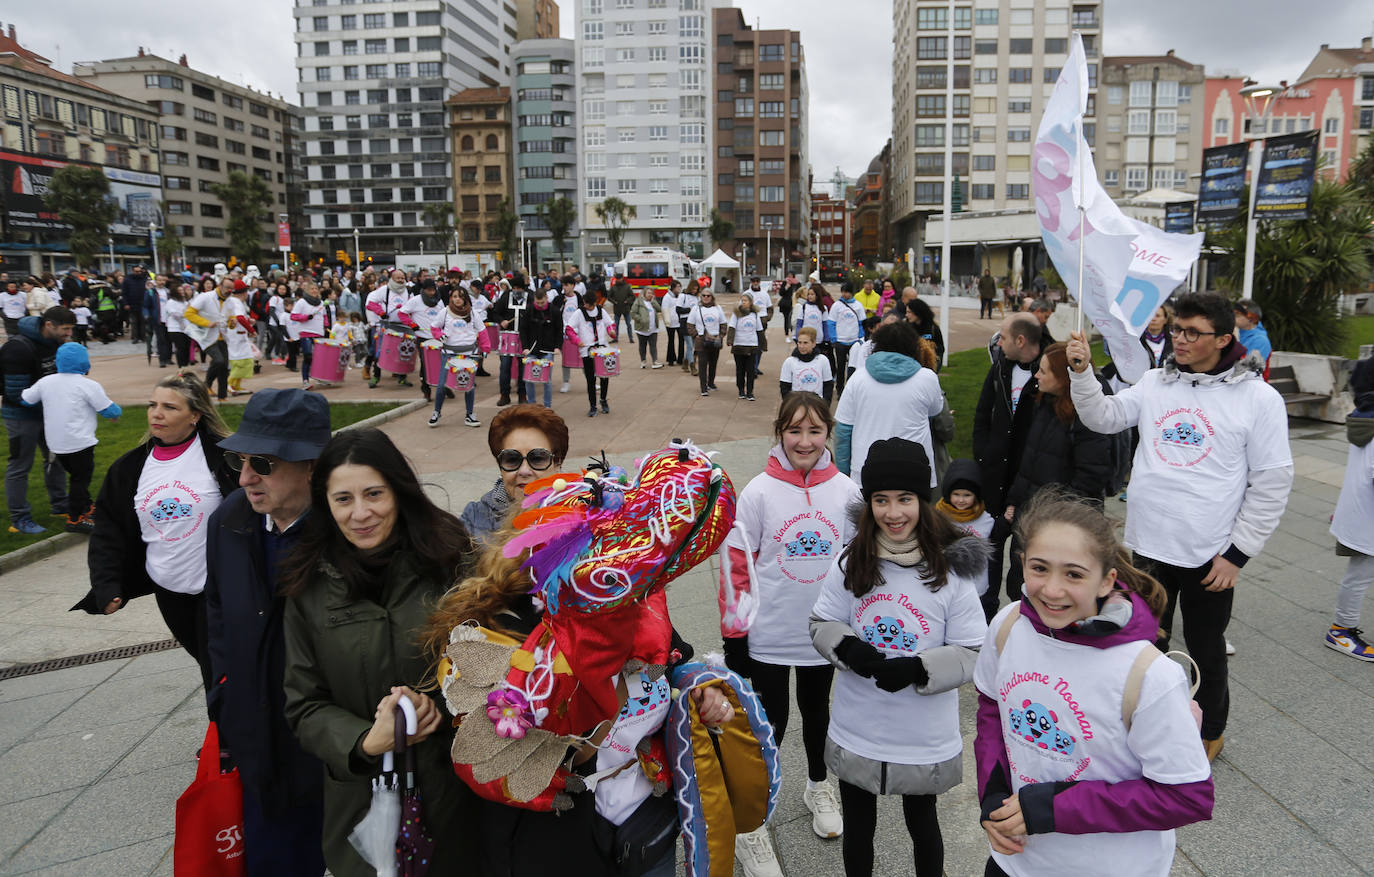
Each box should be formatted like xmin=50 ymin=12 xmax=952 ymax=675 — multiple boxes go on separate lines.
xmin=810 ymin=191 xmax=851 ymax=268
xmin=1096 ymin=51 xmax=1205 ymax=196
xmin=513 ymin=40 xmax=579 ymax=269
xmin=517 ymin=0 xmax=561 ymax=40
xmin=711 ymin=8 xmax=809 ymax=275
xmin=1204 ymin=73 xmax=1357 ymax=182
xmin=449 ymin=87 xmax=514 ymax=256
xmin=575 ymin=0 xmax=726 ymax=264
xmin=0 ymin=24 xmax=161 ymax=275
xmin=890 ymin=0 xmax=1103 ymax=254
xmin=73 ymin=51 xmax=302 ymax=267
xmin=1298 ymin=37 xmax=1374 ymax=171
xmin=293 ymin=0 xmax=518 ymax=264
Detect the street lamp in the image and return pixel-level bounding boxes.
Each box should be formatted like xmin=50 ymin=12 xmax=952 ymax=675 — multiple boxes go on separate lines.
xmin=352 ymin=226 xmax=361 ymax=268
xmin=149 ymin=223 xmax=160 ymax=276
xmin=1239 ymin=82 xmax=1282 ymax=300
xmin=517 ymin=219 xmax=526 ymax=273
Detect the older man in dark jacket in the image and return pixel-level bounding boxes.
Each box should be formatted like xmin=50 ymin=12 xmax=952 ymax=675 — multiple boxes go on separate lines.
xmin=204 ymin=389 xmax=332 ymax=876
xmin=972 ymin=311 xmax=1042 ymax=619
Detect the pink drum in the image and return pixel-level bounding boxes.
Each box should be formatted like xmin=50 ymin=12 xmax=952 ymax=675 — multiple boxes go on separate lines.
xmin=378 ymin=328 xmax=418 ymax=374
xmin=421 ymin=340 xmax=447 ymax=387
xmin=481 ymin=323 xmax=499 ymax=353
xmin=522 ymin=356 xmax=553 ymax=384
xmin=498 ymin=330 xmax=523 ymax=356
xmin=447 ymin=357 xmax=477 ymax=392
xmin=312 ymin=339 xmax=347 ymax=383
xmin=561 ymin=337 xmax=582 ymax=365
xmin=592 ymin=347 xmax=621 ymax=378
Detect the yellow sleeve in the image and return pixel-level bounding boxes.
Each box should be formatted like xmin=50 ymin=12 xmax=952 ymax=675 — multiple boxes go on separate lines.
xmin=183 ymin=305 xmax=212 ymax=328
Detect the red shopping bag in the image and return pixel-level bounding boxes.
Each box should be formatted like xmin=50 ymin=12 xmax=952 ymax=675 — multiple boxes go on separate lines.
xmin=175 ymin=722 xmax=246 ymax=877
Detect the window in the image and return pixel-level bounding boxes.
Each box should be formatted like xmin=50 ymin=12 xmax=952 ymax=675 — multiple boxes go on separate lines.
xmin=1324 ymin=117 xmax=1339 ymax=134
xmin=1006 ymin=127 xmax=1031 ymax=142
xmin=914 ymin=182 xmax=942 ymax=203
xmin=365 ymin=39 xmax=386 ymax=54
xmin=679 ymin=45 xmax=701 ymax=63
xmin=197 ymin=156 xmax=220 ymax=171
xmin=1155 ymin=110 xmax=1177 ymax=136
xmin=1007 ymin=100 xmax=1030 ymax=114
xmin=1008 ymin=68 xmax=1032 ymax=83
xmin=615 ymin=100 xmax=634 ymax=117
xmin=394 ymin=63 xmax=410 ymax=77
xmin=363 ymin=13 xmax=384 ymax=27
xmin=1044 ymin=38 xmax=1067 ymax=54
xmin=1125 ymin=166 xmax=1146 ymax=190
xmin=1214 ymin=117 xmax=1229 ymax=135
xmin=160 ymin=125 xmax=186 ymax=141
xmin=649 ymin=100 xmax=667 ymax=115
xmin=681 ymin=202 xmax=702 ymax=222
xmin=583 ymin=47 xmax=605 ymax=68
xmin=1361 ymin=108 xmax=1374 ymax=130
xmin=917 ymin=6 xmax=946 ymax=29
xmin=193 ymin=107 xmax=218 ymax=124
xmin=1103 ymin=169 xmax=1119 ymax=187
xmin=760 ymin=130 xmax=783 ymax=146
xmin=584 ymin=98 xmax=605 ymax=121
xmin=680 ymin=70 xmax=701 ymax=90
xmin=583 ymin=21 xmax=603 ymax=40
xmin=617 ymin=179 xmax=637 ymax=194
xmin=648 ymin=47 xmax=667 ymax=62
xmin=917 ymin=37 xmax=945 ymax=60
xmin=734 ymin=184 xmax=754 ymax=202
xmin=975 ymin=39 xmax=997 ymax=56
xmin=972 ymin=67 xmax=997 ymax=84
xmin=1129 ymin=81 xmax=1152 ymax=108
xmin=916 ymin=96 xmax=945 ymax=118
xmin=342 ymin=40 xmax=357 ymax=55
xmin=585 ymin=0 xmax=603 ymax=11
xmin=680 ymin=123 xmax=704 ymax=143
xmin=648 ymin=20 xmax=667 ymax=33
xmin=760 ymin=73 xmax=784 ymax=90
xmin=759 ymin=101 xmax=783 ymax=118
xmin=417 ymin=62 xmax=441 ymax=77
xmin=1006 ymin=183 xmax=1029 ymax=199
xmin=586 ymin=177 xmax=606 ymax=198
xmin=1008 ymin=38 xmax=1032 ymax=54
xmin=1174 ymin=169 xmax=1189 ymax=188
xmin=1153 ymin=167 xmax=1174 ymax=189
xmin=1127 ymin=110 xmax=1150 ymax=135
xmin=972 ymin=154 xmax=995 ymax=171
xmin=759 ymin=186 xmax=784 ymax=202
xmin=915 ymin=125 xmax=944 ymax=147
xmin=585 ymin=127 xmax=606 ymax=146
xmin=679 ymin=15 xmax=702 ymax=36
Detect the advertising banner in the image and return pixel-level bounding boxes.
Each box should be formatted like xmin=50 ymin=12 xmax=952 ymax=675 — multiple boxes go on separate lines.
xmin=1164 ymin=202 xmax=1195 ymax=234
xmin=277 ymin=221 xmax=291 ymax=250
xmin=1254 ymin=130 xmax=1319 ymax=221
xmin=0 ymin=149 xmax=161 ymax=234
xmin=1196 ymin=142 xmax=1249 ymax=228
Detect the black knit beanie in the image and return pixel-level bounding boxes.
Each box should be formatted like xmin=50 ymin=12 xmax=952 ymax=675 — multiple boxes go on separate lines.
xmin=860 ymin=438 xmax=933 ymax=502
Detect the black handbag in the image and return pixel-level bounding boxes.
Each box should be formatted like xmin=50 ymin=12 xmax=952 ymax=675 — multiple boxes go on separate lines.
xmin=590 ymin=791 xmax=680 ymax=876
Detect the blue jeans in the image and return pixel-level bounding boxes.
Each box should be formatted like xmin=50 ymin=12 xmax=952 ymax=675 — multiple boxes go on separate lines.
xmin=433 ymin=348 xmax=476 ymax=417
xmin=524 ymin=348 xmax=555 ymax=406
xmin=299 ymin=336 xmax=314 ymax=383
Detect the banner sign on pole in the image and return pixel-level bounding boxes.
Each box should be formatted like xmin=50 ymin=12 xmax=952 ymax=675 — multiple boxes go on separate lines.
xmin=277 ymin=221 xmax=292 ymax=250
xmin=1254 ymin=130 xmax=1319 ymax=221
xmin=1164 ymin=202 xmax=1195 ymax=234
xmin=1196 ymin=143 xmax=1249 ymax=228
xmin=1034 ymin=34 xmax=1203 ymax=384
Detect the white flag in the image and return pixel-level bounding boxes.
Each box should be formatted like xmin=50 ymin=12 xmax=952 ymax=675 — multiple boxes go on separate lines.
xmin=1033 ymin=34 xmax=1203 ymax=383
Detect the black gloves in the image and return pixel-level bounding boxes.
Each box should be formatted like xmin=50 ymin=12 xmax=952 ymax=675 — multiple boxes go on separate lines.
xmin=834 ymin=637 xmax=885 ymax=678
xmin=835 ymin=638 xmax=928 ymax=692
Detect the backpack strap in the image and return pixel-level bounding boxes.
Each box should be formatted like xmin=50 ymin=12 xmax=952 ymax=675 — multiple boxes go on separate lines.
xmin=994 ymin=602 xmax=1021 ymax=654
xmin=1122 ymin=647 xmax=1200 ymax=731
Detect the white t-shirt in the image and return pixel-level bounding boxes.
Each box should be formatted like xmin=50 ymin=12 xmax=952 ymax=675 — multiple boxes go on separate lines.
xmin=269 ymin=294 xmax=286 ymax=327
xmin=828 ymin=299 xmax=866 ymax=344
xmin=1010 ymin=364 xmax=1033 ymax=414
xmin=1072 ymin=368 xmax=1292 ymax=567
xmin=222 ymin=297 xmax=254 ymax=360
xmin=835 ymin=363 xmax=945 ymax=488
xmin=795 ymin=302 xmax=826 ymax=336
xmin=135 ymin=436 xmax=224 ymax=595
xmin=745 ymin=287 xmax=772 ymax=318
xmin=0 ymin=291 xmax=27 ymax=318
xmin=728 ymin=312 xmax=764 ymax=347
xmin=567 ymin=306 xmax=613 ymax=357
xmin=291 ymin=298 xmax=325 ymax=338
xmin=729 ymin=458 xmax=861 ymax=665
xmin=813 ymin=555 xmax=986 ymax=764
xmin=780 ymin=354 xmax=832 ymax=396
xmin=1330 ymin=436 xmax=1374 ymax=555
xmin=21 ymin=373 xmax=114 ymax=454
xmin=432 ymin=308 xmax=480 ymax=349
xmin=847 ymin=339 xmax=874 ymax=374
xmin=660 ymin=292 xmax=680 ymax=328
xmin=164 ymin=299 xmax=187 ymax=334
xmin=594 ymin=668 xmax=671 ymax=825
xmin=687 ymin=305 xmax=725 ymax=339
xmin=186 ymin=291 xmax=224 ymax=344
xmin=401 ymin=295 xmax=447 ymax=340
xmin=974 ymin=605 xmax=1212 ymax=877
xmin=73 ymin=307 xmax=92 ymax=327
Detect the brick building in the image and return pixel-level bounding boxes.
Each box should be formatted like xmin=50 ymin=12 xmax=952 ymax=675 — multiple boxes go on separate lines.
xmin=449 ymin=87 xmax=514 ymax=257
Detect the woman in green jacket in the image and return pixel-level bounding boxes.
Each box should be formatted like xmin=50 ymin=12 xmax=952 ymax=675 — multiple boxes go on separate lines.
xmin=280 ymin=428 xmax=478 ymax=877
xmin=629 ymin=286 xmax=663 ymax=369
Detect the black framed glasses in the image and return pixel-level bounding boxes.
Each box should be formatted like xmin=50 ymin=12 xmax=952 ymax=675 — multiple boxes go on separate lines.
xmin=225 ymin=453 xmax=278 ymax=476
xmin=1169 ymin=327 xmax=1221 ymax=343
xmin=496 ymin=448 xmax=556 ymax=473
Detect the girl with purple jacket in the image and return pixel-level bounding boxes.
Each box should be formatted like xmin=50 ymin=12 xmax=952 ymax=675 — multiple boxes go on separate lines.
xmin=973 ymin=492 xmax=1213 ymax=877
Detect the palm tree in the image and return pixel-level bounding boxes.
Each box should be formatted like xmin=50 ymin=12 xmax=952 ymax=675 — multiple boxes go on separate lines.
xmin=594 ymin=197 xmax=636 ymax=257
xmin=708 ymin=208 xmax=734 ymax=252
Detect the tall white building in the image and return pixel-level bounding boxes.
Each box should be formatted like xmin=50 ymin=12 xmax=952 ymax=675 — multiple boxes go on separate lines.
xmin=890 ymin=0 xmax=1103 ymax=254
xmin=293 ymin=0 xmax=518 ymax=262
xmin=575 ymin=0 xmax=727 ymax=263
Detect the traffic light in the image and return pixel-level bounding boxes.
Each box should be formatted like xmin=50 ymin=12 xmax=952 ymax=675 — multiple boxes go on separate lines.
xmin=335 ymin=249 xmax=351 ymax=266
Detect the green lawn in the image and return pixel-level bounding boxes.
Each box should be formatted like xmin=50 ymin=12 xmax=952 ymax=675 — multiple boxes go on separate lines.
xmin=1340 ymin=314 xmax=1374 ymax=360
xmin=0 ymin=401 xmax=400 ymax=553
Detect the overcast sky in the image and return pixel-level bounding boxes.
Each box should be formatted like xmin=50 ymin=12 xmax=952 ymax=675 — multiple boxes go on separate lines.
xmin=15 ymin=0 xmax=1373 ymax=183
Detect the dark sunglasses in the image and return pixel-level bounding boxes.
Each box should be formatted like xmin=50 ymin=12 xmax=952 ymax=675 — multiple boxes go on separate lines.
xmin=496 ymin=448 xmax=556 ymax=472
xmin=225 ymin=453 xmax=278 ymax=476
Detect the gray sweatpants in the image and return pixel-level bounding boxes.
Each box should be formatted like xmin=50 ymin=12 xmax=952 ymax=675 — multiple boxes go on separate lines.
xmin=1335 ymin=552 xmax=1374 ymax=628
xmin=6 ymin=417 xmax=68 ymax=523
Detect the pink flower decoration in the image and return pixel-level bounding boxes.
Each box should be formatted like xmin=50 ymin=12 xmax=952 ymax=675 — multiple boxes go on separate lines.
xmin=486 ymin=689 xmax=535 ymax=739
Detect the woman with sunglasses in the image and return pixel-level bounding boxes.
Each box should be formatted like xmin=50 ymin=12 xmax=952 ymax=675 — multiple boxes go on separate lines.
xmin=279 ymin=428 xmax=478 ymax=877
xmin=77 ymin=370 xmax=239 ymax=693
xmin=460 ymin=404 xmax=570 ymax=545
xmin=686 ymin=288 xmax=726 ymax=397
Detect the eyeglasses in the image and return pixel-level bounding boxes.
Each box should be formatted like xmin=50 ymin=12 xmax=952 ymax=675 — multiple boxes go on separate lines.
xmin=496 ymin=448 xmax=556 ymax=472
xmin=225 ymin=453 xmax=278 ymax=476
xmin=1168 ymin=326 xmax=1222 ymax=343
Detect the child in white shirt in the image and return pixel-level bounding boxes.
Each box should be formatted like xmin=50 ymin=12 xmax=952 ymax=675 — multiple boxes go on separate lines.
xmin=20 ymin=343 xmax=120 ymax=532
xmin=71 ymin=298 xmax=92 ymax=346
xmin=780 ymin=328 xmax=834 ymax=402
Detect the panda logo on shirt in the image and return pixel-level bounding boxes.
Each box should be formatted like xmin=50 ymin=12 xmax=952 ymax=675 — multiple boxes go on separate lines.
xmin=1008 ymin=699 xmax=1077 ymax=756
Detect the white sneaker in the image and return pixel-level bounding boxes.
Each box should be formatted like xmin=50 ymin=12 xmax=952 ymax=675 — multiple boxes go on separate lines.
xmin=1225 ymin=638 xmax=1236 ymax=656
xmin=734 ymin=827 xmax=783 ymax=877
xmin=803 ymin=780 xmax=844 ymax=838
xmin=559 ymin=382 xmax=570 ymax=393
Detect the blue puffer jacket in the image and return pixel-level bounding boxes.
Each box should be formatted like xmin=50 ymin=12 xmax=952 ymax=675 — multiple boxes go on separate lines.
xmin=1 ymin=316 xmax=60 ymax=421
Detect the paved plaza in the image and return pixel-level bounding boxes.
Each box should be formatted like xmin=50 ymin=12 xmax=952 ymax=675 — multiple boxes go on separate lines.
xmin=0 ymin=312 xmax=1369 ymax=876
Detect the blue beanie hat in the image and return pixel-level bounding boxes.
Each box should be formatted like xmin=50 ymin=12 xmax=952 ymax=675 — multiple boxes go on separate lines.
xmin=56 ymin=342 xmax=90 ymax=375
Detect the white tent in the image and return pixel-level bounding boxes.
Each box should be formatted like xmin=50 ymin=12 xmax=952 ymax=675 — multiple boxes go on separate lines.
xmin=1125 ymin=188 xmax=1197 ymax=205
xmin=699 ymin=248 xmax=741 ymax=294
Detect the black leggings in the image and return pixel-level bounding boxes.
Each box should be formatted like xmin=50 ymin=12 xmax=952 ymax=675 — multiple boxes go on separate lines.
xmin=834 ymin=342 xmax=852 ymax=396
xmin=154 ymin=588 xmax=213 ymax=695
xmin=581 ymin=356 xmax=608 ymax=407
xmin=748 ymin=661 xmax=833 ymax=782
xmin=733 ymin=351 xmax=756 ymax=396
xmin=697 ymin=344 xmax=720 ymax=392
xmin=838 ymin=782 xmax=943 ymax=877
xmin=665 ymin=326 xmax=680 ymax=363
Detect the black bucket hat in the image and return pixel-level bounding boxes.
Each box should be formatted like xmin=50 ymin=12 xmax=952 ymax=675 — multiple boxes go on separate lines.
xmin=219 ymin=389 xmax=331 ymax=461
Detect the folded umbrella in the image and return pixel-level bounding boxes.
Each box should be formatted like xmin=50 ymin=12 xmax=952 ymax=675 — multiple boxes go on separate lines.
xmin=347 ymin=697 xmax=419 ymax=877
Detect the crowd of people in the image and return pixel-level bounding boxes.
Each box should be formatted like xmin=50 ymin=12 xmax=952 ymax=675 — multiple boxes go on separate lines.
xmin=2 ymin=251 xmax=1371 ymax=877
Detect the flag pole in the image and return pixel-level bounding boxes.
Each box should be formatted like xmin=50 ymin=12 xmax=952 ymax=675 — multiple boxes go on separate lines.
xmin=1075 ymin=88 xmax=1086 ymax=341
